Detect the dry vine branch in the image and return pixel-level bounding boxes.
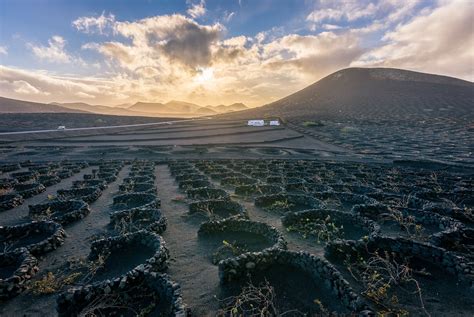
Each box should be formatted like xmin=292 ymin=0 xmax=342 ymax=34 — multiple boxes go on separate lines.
xmin=217 ymin=279 xmax=305 ymax=317
xmin=345 ymin=246 xmax=430 ymax=316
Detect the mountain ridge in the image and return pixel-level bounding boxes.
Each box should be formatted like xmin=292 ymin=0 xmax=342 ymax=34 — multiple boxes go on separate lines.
xmin=0 ymin=97 xmax=89 ymax=114
xmin=127 ymin=100 xmax=248 ymax=116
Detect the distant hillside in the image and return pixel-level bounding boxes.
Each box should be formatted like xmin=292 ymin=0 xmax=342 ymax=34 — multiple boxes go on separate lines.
xmin=1 ymin=97 xmax=249 ymax=118
xmin=0 ymin=97 xmax=88 ymax=114
xmin=129 ymin=100 xmax=248 ymax=116
xmin=223 ymin=67 xmax=474 ymax=120
xmin=52 ymin=102 xmax=148 ymax=116
xmin=212 ymin=103 xmax=248 ymax=113
xmin=128 ymin=100 xmax=206 ymax=116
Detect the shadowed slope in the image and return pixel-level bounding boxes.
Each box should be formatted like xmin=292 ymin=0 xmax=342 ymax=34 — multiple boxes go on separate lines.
xmin=0 ymin=97 xmax=89 ymax=114
xmin=224 ymin=67 xmax=474 ymax=120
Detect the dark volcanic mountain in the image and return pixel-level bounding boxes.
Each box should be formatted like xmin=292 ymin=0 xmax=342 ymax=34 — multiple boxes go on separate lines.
xmin=0 ymin=97 xmax=88 ymax=113
xmin=225 ymin=67 xmax=473 ymax=120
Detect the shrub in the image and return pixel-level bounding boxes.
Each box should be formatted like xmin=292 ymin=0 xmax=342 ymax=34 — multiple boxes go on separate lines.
xmin=302 ymin=121 xmax=324 ymax=127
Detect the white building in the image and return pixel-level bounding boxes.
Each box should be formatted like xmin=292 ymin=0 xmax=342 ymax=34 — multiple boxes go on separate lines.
xmin=247 ymin=120 xmax=265 ymax=126
xmin=269 ymin=120 xmax=280 ymax=126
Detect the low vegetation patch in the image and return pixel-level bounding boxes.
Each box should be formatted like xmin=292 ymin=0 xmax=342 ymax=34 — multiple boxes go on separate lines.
xmin=302 ymin=121 xmax=324 ymax=127
xmin=286 ymin=215 xmax=344 ymax=243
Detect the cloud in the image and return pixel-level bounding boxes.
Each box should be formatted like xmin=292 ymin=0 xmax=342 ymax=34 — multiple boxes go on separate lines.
xmin=0 ymin=66 xmax=106 ymax=103
xmin=187 ymin=0 xmax=206 ymax=19
xmin=223 ymin=11 xmax=235 ymax=23
xmin=306 ymin=1 xmax=379 ymax=23
xmin=12 ymin=80 xmax=50 ymax=96
xmin=86 ymin=14 xmax=224 ymax=71
xmin=79 ymin=13 xmax=326 ymax=105
xmin=352 ymin=0 xmax=474 ymax=80
xmin=74 ymin=91 xmax=95 ymax=99
xmin=4 ymin=1 xmax=471 ymax=108
xmin=307 ymin=8 xmax=344 ymax=22
xmin=322 ymin=24 xmax=342 ymax=30
xmin=73 ymin=12 xmax=115 ymax=34
xmin=306 ymin=0 xmax=421 ymax=29
xmin=212 ymin=36 xmax=249 ymax=63
xmin=0 ymin=46 xmax=7 ymax=55
xmin=29 ymin=36 xmax=72 ymax=63
xmin=259 ymin=32 xmax=363 ymax=83
xmin=92 ymin=42 xmax=135 ymax=65
xmin=161 ymin=20 xmax=221 ymax=68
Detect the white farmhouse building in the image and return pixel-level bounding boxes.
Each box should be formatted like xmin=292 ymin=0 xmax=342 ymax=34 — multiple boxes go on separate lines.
xmin=269 ymin=120 xmax=280 ymax=126
xmin=247 ymin=120 xmax=265 ymax=126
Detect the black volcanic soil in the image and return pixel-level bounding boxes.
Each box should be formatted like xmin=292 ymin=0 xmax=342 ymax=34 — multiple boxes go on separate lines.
xmin=0 ymin=166 xmax=129 ymax=315
xmin=0 ymin=113 xmax=179 ymax=132
xmin=0 ymin=158 xmax=472 ymax=316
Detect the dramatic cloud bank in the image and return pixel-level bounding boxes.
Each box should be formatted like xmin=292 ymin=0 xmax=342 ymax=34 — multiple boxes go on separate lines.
xmin=351 ymin=0 xmax=474 ymax=80
xmin=1 ymin=0 xmax=472 ymax=106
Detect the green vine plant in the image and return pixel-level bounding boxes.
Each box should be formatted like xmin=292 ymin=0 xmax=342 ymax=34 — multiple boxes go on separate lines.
xmin=299 ymin=184 xmax=312 ymax=195
xmin=429 ymin=172 xmax=443 ymax=193
xmin=195 ymin=202 xmax=215 ymax=218
xmin=286 ymin=215 xmax=343 ymax=244
xmin=381 ymin=209 xmax=427 ymax=241
xmin=29 ymin=252 xmax=112 ymax=295
xmin=27 ymin=271 xmax=81 ymax=295
xmin=216 ymin=279 xmax=306 ymax=317
xmin=344 ymin=246 xmax=430 ymax=316
xmin=392 ymin=195 xmax=414 ymax=209
xmin=322 ymin=197 xmax=343 ymax=209
xmin=113 ymin=214 xmax=152 ymax=235
xmin=31 ymin=206 xmax=54 ymax=222
xmin=458 ymin=206 xmax=473 ymax=223
xmin=232 ymin=179 xmax=251 ymax=188
xmin=1 ymin=241 xmax=14 ymax=254
xmin=267 ymin=199 xmax=294 ymax=213
xmin=77 ymin=282 xmax=158 ymax=317
xmin=212 ymin=240 xmax=249 ymax=264
xmin=77 ymin=253 xmax=110 ymax=284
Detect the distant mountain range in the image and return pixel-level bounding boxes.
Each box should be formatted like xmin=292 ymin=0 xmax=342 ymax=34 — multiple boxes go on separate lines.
xmin=127 ymin=101 xmax=248 ymax=116
xmin=128 ymin=100 xmax=206 ymax=115
xmin=49 ymin=102 xmax=143 ymax=116
xmin=224 ymin=67 xmax=474 ymax=120
xmin=0 ymin=97 xmax=88 ymax=114
xmin=208 ymin=103 xmax=248 ymax=113
xmin=0 ymin=97 xmax=248 ymax=117
xmin=3 ymin=67 xmax=472 ymax=121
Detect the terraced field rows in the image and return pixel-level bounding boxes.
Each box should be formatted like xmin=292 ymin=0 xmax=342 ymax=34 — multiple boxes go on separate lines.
xmin=1 ymin=159 xmax=473 ymax=316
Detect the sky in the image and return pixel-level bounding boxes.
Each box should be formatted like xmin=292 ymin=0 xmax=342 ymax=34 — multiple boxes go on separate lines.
xmin=0 ymin=0 xmax=473 ymax=107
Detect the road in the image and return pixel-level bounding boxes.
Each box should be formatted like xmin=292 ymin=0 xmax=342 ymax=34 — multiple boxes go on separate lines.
xmin=0 ymin=117 xmax=212 ymax=136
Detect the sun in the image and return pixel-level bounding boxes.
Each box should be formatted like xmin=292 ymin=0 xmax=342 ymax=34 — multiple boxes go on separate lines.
xmin=195 ymin=67 xmax=214 ymax=84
